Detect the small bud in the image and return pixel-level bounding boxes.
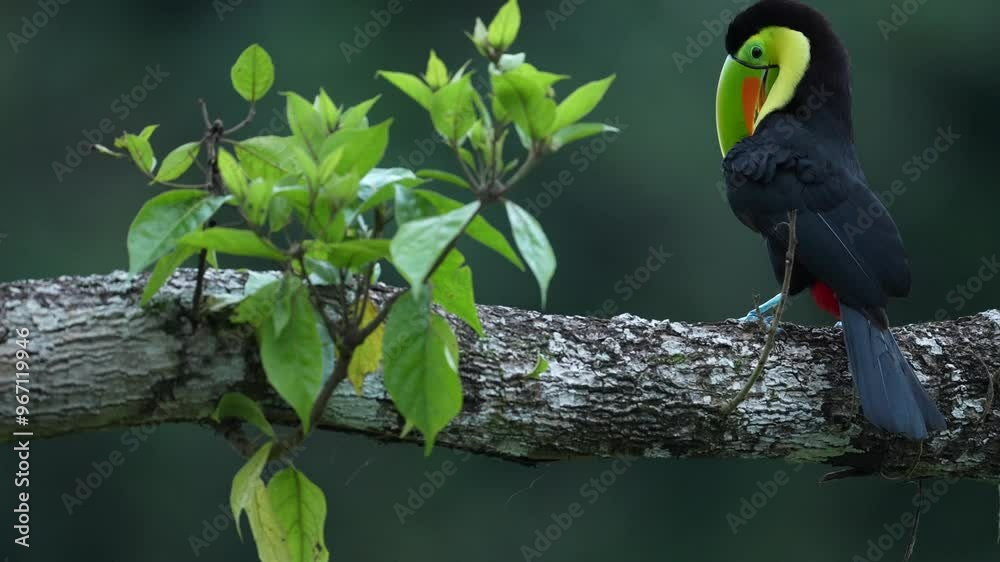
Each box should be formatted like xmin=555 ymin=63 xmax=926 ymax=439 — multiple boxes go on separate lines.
xmin=497 ymin=52 xmax=526 ymax=72
xmin=473 ymin=18 xmax=488 ymax=48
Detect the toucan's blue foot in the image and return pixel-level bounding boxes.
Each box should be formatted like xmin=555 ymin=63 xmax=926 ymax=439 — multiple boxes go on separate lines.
xmin=833 ymin=321 xmax=843 ymax=329
xmin=736 ymin=292 xmax=783 ymax=330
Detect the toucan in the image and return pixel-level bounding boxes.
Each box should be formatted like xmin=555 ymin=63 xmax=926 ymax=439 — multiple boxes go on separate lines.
xmin=715 ymin=0 xmax=946 ymax=439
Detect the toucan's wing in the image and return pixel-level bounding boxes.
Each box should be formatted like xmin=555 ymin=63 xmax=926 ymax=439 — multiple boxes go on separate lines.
xmin=723 ymin=132 xmax=911 ymax=313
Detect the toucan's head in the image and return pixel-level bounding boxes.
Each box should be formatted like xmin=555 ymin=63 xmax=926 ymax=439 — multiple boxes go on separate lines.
xmin=716 ymin=0 xmax=851 ymax=155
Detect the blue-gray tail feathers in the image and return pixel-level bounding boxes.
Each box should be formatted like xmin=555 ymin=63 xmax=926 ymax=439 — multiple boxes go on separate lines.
xmin=840 ymin=304 xmax=946 ymax=439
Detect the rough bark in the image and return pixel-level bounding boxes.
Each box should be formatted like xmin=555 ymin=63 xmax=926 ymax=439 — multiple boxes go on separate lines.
xmin=1 ymin=270 xmax=998 ymax=481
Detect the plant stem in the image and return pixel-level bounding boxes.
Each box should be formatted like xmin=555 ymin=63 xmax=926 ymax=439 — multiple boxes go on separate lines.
xmin=722 ymin=210 xmax=798 ymax=415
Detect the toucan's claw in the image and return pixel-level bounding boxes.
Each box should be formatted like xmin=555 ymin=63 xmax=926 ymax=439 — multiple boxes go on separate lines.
xmin=736 ymin=309 xmax=784 ymax=334
xmin=734 ymin=292 xmax=784 ymax=332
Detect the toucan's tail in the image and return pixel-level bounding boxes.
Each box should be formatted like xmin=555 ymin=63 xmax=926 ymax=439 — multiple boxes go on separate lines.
xmin=840 ymin=304 xmax=946 ymax=439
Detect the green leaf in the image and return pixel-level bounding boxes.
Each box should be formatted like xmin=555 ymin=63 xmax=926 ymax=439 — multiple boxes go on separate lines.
xmin=430 ymin=76 xmax=476 ymax=144
xmin=116 ymin=132 xmax=156 ymax=174
xmin=235 ymin=136 xmax=297 ymax=182
xmin=320 ymin=171 xmax=361 ymax=204
xmin=247 ymin=479 xmax=290 ymax=562
xmin=339 ymin=95 xmax=381 ymax=130
xmin=314 ymin=88 xmax=340 ymax=130
xmin=269 ymin=196 xmax=293 ymax=232
xmin=527 ymin=352 xmax=549 ymax=379
xmin=317 ymin=146 xmax=344 ymax=185
xmin=377 ymin=71 xmax=432 ymax=110
xmin=551 ymin=74 xmax=616 ymax=133
xmin=505 ymin=200 xmax=556 ymax=306
xmin=231 ymin=44 xmax=275 ymax=102
xmin=284 ymin=92 xmax=326 ymax=157
xmin=550 ymin=122 xmax=619 ymax=151
xmin=245 ymin=177 xmax=275 ymax=226
xmin=231 ymin=442 xmax=273 ymax=541
xmin=394 ymin=183 xmax=437 ymax=225
xmin=178 ymin=227 xmax=285 ymax=261
xmin=414 ymin=190 xmax=524 ymax=271
xmin=488 ymin=0 xmax=521 ymax=50
xmin=139 ymin=124 xmax=159 ymax=141
xmin=318 ymin=119 xmax=392 ymax=177
xmin=218 ymin=147 xmax=248 ymax=198
xmin=259 ymin=284 xmax=324 ymax=432
xmin=382 ymin=290 xmax=462 ymax=453
xmin=417 ymin=169 xmax=471 ymax=190
xmin=267 ymin=468 xmax=329 ymax=562
xmin=493 ymin=71 xmax=556 ymax=140
xmin=127 ymin=190 xmax=228 ymax=274
xmin=390 ymin=202 xmax=480 ymax=291
xmin=271 ymin=275 xmax=303 ymax=336
xmin=141 ymin=245 xmax=197 ymax=305
xmin=348 ymin=300 xmax=384 ymax=394
xmin=232 ymin=278 xmax=281 ymax=327
xmin=431 ymin=250 xmax=483 ymax=336
xmin=153 ymin=141 xmax=201 ymax=183
xmin=424 ymin=50 xmax=449 ymax=89
xmin=212 ymin=392 xmax=275 ymax=437
xmin=308 ymin=239 xmax=390 ymax=270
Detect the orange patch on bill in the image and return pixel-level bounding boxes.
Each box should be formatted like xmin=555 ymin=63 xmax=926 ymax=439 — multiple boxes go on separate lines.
xmin=741 ymin=77 xmax=766 ymax=134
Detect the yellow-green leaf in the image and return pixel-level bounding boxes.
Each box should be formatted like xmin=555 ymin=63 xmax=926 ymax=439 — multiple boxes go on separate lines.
xmin=267 ymin=468 xmax=328 ymax=562
xmin=231 ymin=44 xmax=275 ymax=102
xmin=348 ymin=300 xmax=384 ymax=394
xmin=141 ymin=245 xmax=197 ymax=305
xmin=179 ymin=227 xmax=286 ymax=261
xmin=377 ymin=71 xmax=432 ymax=110
xmin=212 ymin=392 xmax=275 ymax=437
xmin=424 ymin=50 xmax=449 ymax=89
xmin=248 ymin=479 xmax=290 ymax=562
xmin=488 ymin=0 xmax=521 ymax=50
xmin=231 ymin=442 xmax=273 ymax=541
xmin=153 ymin=141 xmax=201 ymax=183
xmin=218 ymin=148 xmax=248 ymax=198
xmin=551 ymin=74 xmax=616 ymax=133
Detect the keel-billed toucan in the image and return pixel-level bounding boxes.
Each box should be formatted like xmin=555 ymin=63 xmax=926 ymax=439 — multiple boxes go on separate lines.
xmin=715 ymin=0 xmax=946 ymax=439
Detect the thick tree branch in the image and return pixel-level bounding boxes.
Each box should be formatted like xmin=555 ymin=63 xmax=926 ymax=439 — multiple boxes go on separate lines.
xmin=1 ymin=270 xmax=998 ymax=480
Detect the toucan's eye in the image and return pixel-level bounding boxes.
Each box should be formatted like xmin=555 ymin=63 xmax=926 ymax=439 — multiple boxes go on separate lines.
xmin=751 ymin=46 xmax=763 ymax=59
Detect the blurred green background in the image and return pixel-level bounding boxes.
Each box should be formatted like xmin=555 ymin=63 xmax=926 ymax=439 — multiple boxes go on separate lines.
xmin=2 ymin=0 xmax=999 ymax=560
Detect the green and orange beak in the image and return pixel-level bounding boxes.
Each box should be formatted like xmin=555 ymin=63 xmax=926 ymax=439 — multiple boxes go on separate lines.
xmin=715 ymin=55 xmax=779 ymax=155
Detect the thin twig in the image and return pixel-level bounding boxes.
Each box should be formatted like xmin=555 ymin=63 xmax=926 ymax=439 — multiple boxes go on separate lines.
xmin=902 ymin=480 xmax=923 ymax=562
xmin=223 ymin=104 xmax=257 ymax=135
xmin=722 ymin=210 xmax=798 ymax=415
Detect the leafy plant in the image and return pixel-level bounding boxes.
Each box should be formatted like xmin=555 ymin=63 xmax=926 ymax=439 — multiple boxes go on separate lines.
xmin=99 ymin=0 xmax=615 ymax=558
